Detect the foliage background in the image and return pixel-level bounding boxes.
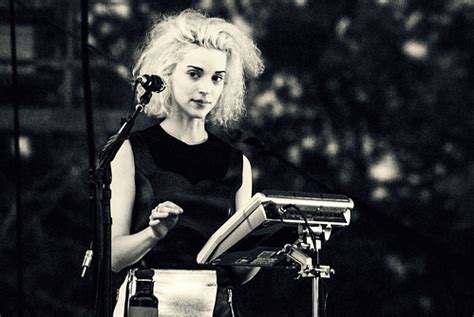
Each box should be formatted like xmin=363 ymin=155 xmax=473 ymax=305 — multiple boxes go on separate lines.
xmin=0 ymin=0 xmax=473 ymax=316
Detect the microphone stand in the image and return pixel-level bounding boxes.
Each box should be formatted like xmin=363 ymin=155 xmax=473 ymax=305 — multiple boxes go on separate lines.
xmin=84 ymin=89 xmax=154 ymax=317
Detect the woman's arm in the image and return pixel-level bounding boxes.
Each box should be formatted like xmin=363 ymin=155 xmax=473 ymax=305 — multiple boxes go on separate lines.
xmin=234 ymin=155 xmax=253 ymax=209
xmin=232 ymin=154 xmax=260 ymax=284
xmin=110 ymin=140 xmax=182 ymax=272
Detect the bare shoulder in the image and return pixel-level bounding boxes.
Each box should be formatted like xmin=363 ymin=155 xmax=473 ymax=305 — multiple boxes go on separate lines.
xmin=111 ymin=139 xmax=135 ymax=175
xmin=242 ymin=153 xmax=251 ymax=167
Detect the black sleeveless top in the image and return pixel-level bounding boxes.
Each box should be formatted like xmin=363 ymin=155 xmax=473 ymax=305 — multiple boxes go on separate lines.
xmin=128 ymin=124 xmax=243 ymax=269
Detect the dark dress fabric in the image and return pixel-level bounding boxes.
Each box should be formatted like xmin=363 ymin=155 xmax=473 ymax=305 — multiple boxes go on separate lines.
xmin=129 ymin=123 xmax=243 ymax=269
xmin=113 ymin=124 xmax=244 ymax=316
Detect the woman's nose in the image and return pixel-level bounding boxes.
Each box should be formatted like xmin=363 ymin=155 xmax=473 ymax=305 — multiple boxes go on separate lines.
xmin=198 ymin=79 xmax=213 ymax=95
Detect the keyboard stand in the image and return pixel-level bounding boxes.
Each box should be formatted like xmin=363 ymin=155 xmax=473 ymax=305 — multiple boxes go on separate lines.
xmin=278 ymin=224 xmax=334 ymax=317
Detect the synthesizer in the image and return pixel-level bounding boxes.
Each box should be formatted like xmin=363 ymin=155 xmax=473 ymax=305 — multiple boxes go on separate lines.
xmin=197 ymin=191 xmax=354 ymax=267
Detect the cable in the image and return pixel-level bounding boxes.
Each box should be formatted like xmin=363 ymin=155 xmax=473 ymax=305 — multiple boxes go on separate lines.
xmin=76 ymin=0 xmax=102 ymax=315
xmin=320 ymin=279 xmax=329 ymax=317
xmin=281 ymin=204 xmax=330 ymax=317
xmin=80 ymin=0 xmax=95 ymax=171
xmin=283 ymin=204 xmax=318 ymax=253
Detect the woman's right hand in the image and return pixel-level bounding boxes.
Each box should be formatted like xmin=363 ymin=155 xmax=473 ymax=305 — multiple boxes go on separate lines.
xmin=148 ymin=201 xmax=184 ymax=240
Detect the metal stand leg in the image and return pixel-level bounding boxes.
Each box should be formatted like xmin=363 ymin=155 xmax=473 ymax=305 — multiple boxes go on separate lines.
xmin=312 ymin=276 xmax=319 ymax=317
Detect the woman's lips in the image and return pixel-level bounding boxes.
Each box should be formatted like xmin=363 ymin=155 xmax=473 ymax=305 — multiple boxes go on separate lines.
xmin=192 ymin=99 xmax=211 ymax=106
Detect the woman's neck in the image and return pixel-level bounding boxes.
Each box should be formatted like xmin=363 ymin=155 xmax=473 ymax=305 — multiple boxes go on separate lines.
xmin=160 ymin=117 xmax=208 ymax=145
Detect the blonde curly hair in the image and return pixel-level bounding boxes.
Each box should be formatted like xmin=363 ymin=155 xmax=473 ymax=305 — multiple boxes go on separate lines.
xmin=132 ymin=9 xmax=264 ymax=128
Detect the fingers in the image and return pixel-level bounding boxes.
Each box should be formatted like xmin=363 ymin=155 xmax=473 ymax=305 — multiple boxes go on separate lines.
xmin=156 ymin=201 xmax=183 ymax=214
xmin=149 ymin=201 xmax=183 ymax=221
xmin=149 ymin=219 xmax=161 ymax=226
xmin=151 ymin=210 xmax=170 ymax=219
xmin=150 ymin=214 xmax=178 ymax=224
xmin=148 ymin=202 xmax=182 ymax=240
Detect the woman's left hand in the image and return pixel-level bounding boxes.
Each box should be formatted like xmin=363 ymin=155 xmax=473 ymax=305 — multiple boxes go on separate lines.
xmin=148 ymin=201 xmax=184 ymax=240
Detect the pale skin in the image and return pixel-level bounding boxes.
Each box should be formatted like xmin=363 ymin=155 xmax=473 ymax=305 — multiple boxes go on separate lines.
xmin=111 ymin=47 xmax=258 ymax=284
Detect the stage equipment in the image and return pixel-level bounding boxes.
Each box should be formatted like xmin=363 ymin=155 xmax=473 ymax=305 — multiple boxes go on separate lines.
xmin=197 ymin=191 xmax=354 ymax=317
xmin=136 ymin=75 xmax=166 ymax=93
xmin=81 ymin=75 xmax=165 ymax=317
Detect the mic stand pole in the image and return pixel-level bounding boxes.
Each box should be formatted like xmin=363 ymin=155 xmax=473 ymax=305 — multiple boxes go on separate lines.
xmin=91 ymin=91 xmax=153 ymax=317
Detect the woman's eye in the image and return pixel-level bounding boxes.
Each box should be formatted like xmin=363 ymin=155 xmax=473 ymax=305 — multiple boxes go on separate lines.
xmin=213 ymin=75 xmax=224 ymax=83
xmin=188 ymin=71 xmax=200 ymax=79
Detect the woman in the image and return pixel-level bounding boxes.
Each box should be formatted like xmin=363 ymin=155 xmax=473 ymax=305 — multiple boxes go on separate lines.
xmin=110 ymin=9 xmax=264 ymax=316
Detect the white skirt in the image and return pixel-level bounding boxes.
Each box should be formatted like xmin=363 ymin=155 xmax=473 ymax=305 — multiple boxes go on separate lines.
xmin=113 ymin=269 xmax=218 ymax=317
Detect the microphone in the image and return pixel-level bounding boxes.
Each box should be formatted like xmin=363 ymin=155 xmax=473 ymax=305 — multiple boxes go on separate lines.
xmin=136 ymin=74 xmax=166 ymax=93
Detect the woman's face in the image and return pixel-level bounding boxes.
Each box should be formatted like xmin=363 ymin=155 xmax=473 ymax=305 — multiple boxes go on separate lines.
xmin=169 ymin=47 xmax=227 ymax=121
